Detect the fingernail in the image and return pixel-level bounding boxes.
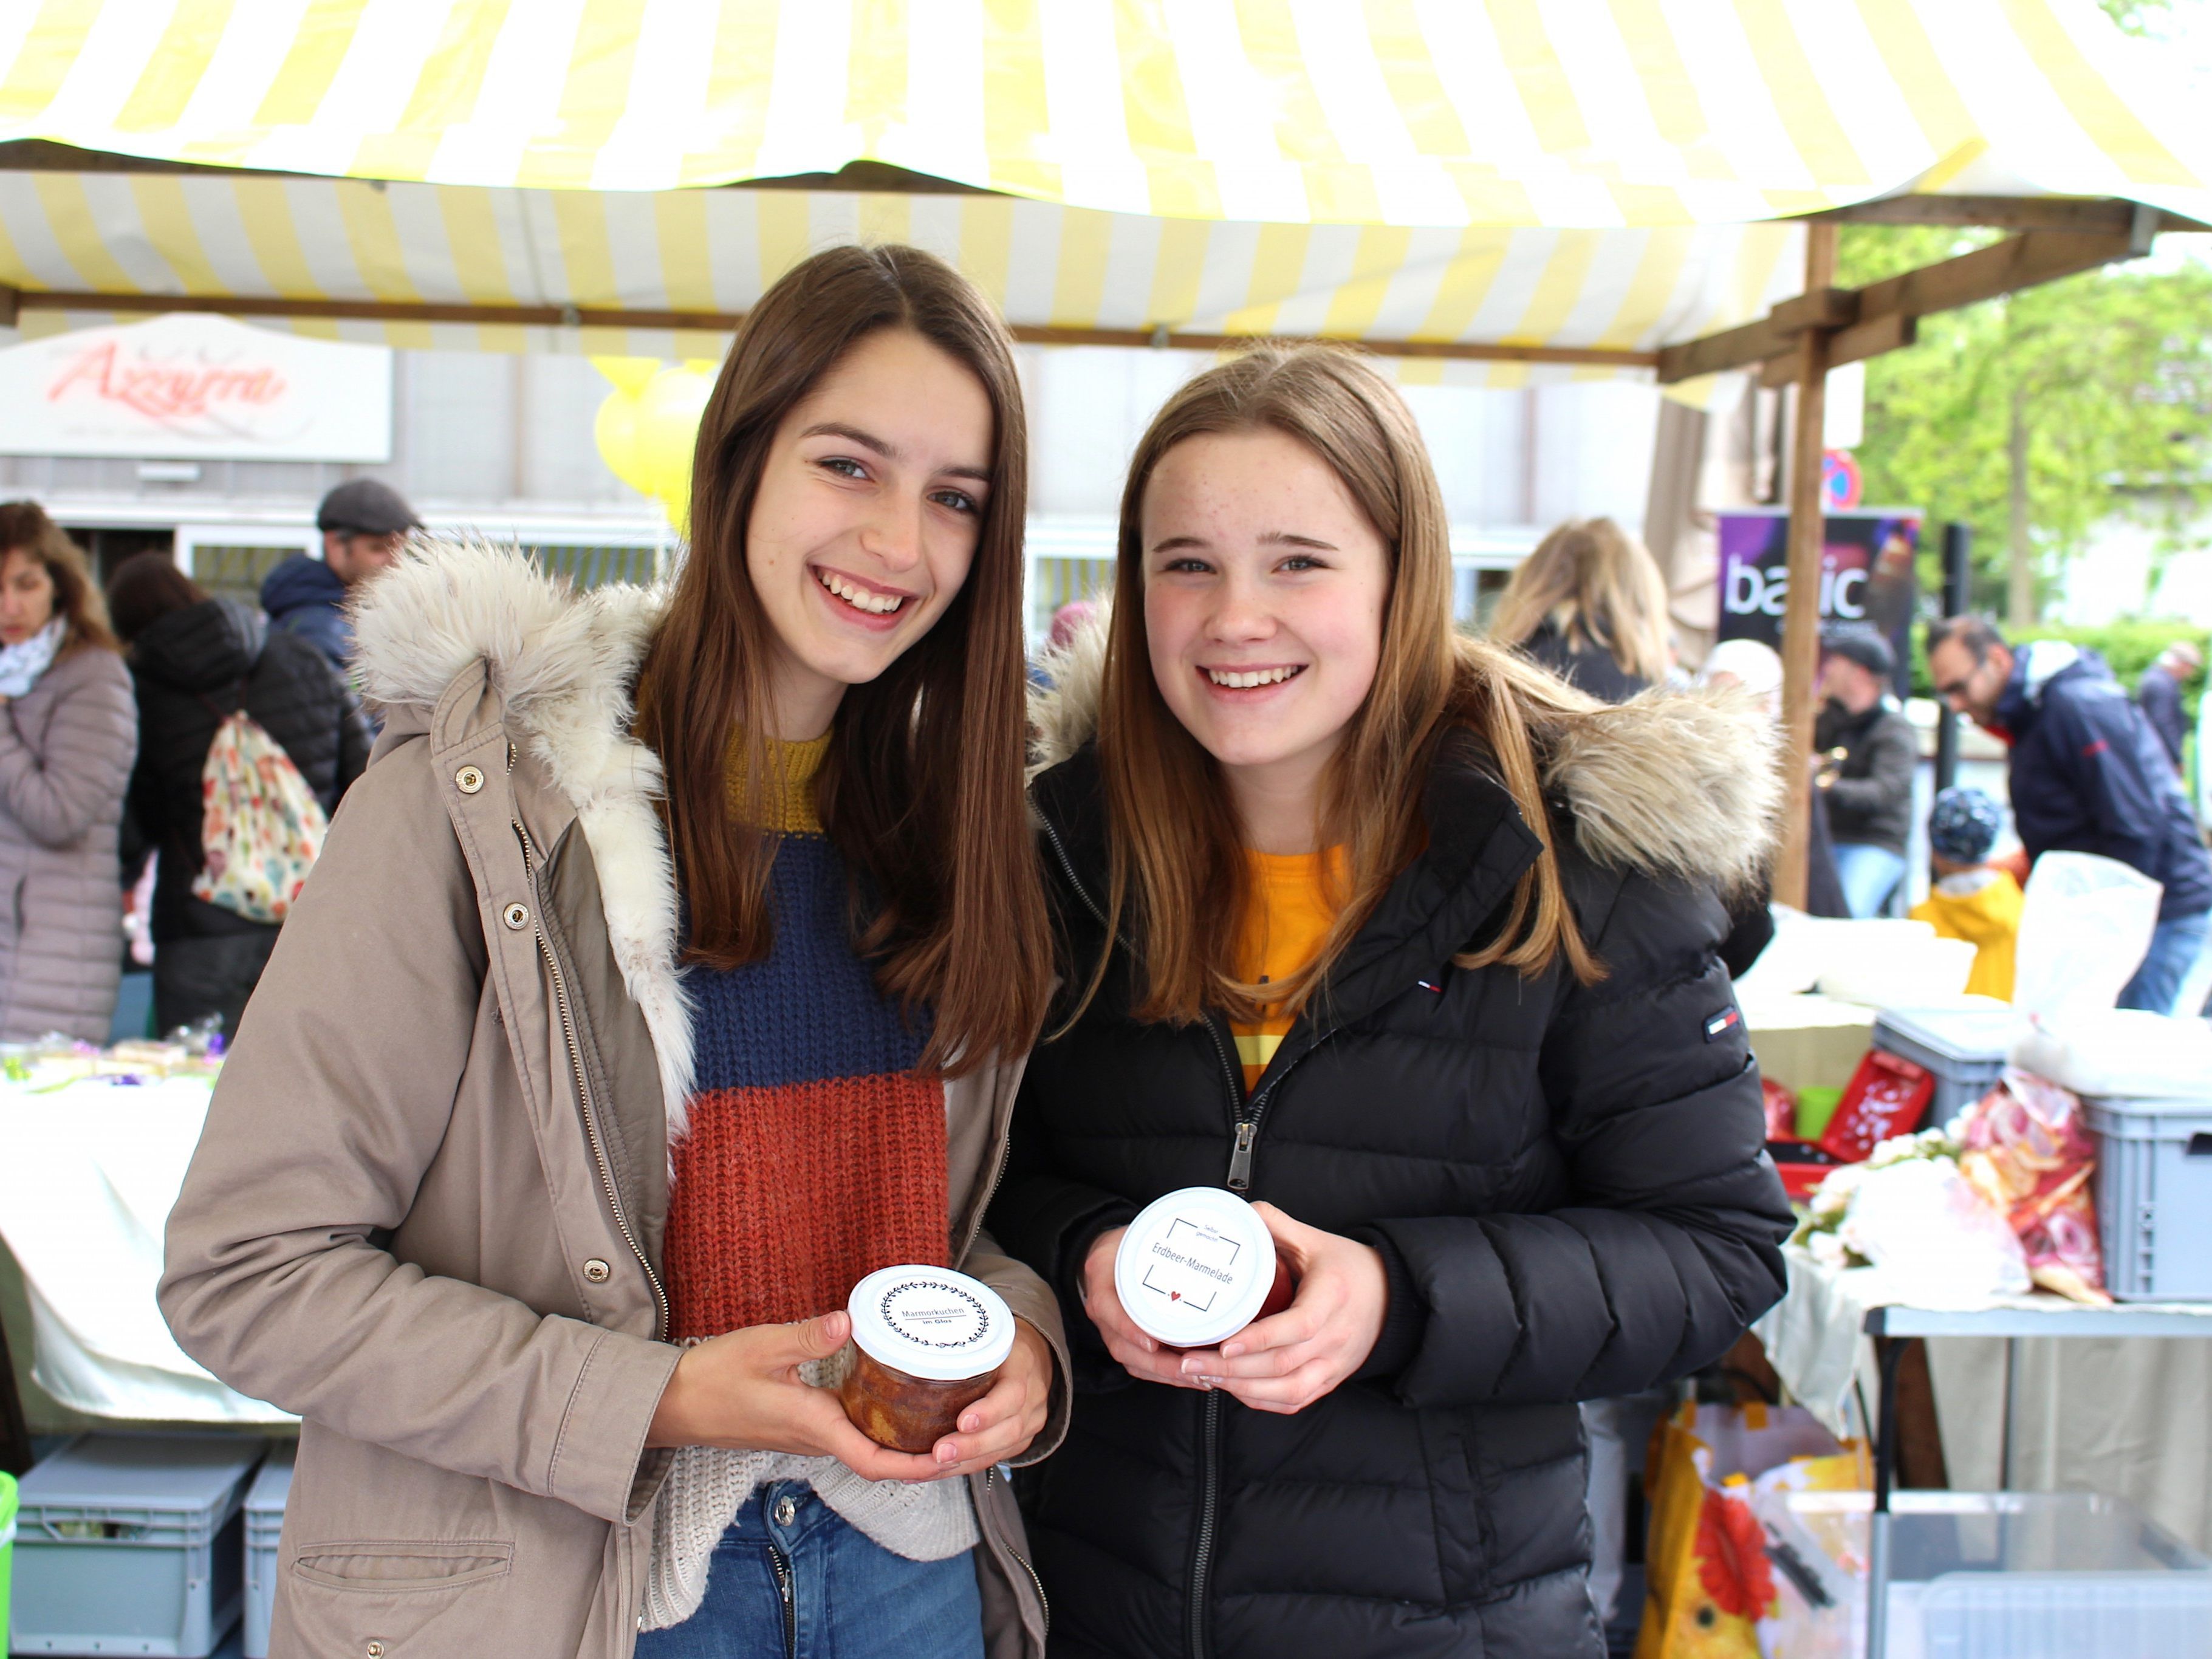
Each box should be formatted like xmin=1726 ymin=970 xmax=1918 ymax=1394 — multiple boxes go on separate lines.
xmin=937 ymin=1445 xmax=958 ymax=1463
xmin=1219 ymin=1343 xmax=1244 ymax=1359
xmin=960 ymin=1414 xmax=980 ymax=1432
xmin=1199 ymin=1375 xmax=1225 ymax=1386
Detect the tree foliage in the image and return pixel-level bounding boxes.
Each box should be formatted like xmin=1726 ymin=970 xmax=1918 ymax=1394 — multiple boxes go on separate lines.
xmin=1837 ymin=224 xmax=2212 ymax=619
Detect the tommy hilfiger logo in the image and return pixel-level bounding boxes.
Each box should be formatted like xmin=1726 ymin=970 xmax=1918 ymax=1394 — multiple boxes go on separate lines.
xmin=1704 ymin=1007 xmax=1743 ymax=1041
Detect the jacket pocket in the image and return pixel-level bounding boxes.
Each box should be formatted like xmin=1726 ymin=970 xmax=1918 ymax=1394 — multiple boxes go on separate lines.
xmin=293 ymin=1539 xmax=515 ymax=1593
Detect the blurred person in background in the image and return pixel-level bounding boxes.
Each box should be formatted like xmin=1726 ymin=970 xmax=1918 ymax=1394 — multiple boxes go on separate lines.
xmin=0 ymin=502 xmax=136 ymax=1042
xmin=1699 ymin=636 xmax=1849 ymax=925
xmin=1930 ymin=616 xmax=2212 ymax=1015
xmin=259 ymin=477 xmax=420 ymax=673
xmin=1489 ymin=516 xmax=1669 ymax=703
xmin=108 ymin=553 xmax=371 ymax=1035
xmin=1911 ymin=787 xmax=2022 ymax=1002
xmin=2136 ymin=639 xmax=2200 ymax=776
xmin=1812 ymin=624 xmax=1915 ymax=918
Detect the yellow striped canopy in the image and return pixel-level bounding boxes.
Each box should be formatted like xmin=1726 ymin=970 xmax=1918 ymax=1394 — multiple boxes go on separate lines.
xmin=0 ymin=171 xmax=1804 ymax=384
xmin=1 ymin=0 xmax=2205 ymax=226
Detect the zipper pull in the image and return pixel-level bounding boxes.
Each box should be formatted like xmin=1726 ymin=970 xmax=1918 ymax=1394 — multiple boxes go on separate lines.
xmin=1227 ymin=1120 xmax=1256 ymax=1190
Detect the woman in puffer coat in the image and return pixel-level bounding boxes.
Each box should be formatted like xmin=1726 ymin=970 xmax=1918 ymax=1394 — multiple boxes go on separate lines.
xmin=991 ymin=346 xmax=1794 ymax=1659
xmin=108 ymin=553 xmax=372 ymax=1035
xmin=0 ymin=502 xmax=136 ymax=1043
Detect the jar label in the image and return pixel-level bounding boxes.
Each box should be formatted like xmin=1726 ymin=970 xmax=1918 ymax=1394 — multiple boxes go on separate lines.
xmin=878 ymin=1277 xmax=993 ymax=1350
xmin=1135 ymin=1216 xmax=1251 ymax=1315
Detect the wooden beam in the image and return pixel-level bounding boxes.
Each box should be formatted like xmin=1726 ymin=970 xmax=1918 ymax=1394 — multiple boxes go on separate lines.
xmin=2 ymin=286 xmax=1660 ymax=367
xmin=1813 ymin=193 xmax=2208 ymax=235
xmin=1659 ymin=225 xmax=2148 ymax=383
xmin=1769 ymin=286 xmax=1858 ymax=335
xmin=1759 ymin=311 xmax=1917 ymax=387
xmin=1772 ymin=223 xmax=1837 ymax=912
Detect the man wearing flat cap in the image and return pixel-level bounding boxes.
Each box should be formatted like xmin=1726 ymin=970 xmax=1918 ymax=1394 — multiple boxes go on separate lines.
xmin=260 ymin=479 xmax=421 ymax=674
xmin=1813 ymin=624 xmax=1917 ymax=917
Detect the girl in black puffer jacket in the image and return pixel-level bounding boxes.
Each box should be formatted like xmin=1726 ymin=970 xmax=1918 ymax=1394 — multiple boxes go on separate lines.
xmin=991 ymin=347 xmax=1794 ymax=1659
xmin=109 ymin=553 xmax=371 ymax=1033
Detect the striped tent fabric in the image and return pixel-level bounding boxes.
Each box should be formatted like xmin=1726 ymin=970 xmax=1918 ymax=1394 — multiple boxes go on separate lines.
xmin=0 ymin=170 xmax=1800 ymax=382
xmin=1 ymin=0 xmax=2205 ymax=226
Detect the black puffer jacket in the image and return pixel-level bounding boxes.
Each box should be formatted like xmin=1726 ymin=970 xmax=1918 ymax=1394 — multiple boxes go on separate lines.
xmin=993 ymin=696 xmax=1792 ymax=1659
xmin=126 ymin=598 xmax=372 ymax=943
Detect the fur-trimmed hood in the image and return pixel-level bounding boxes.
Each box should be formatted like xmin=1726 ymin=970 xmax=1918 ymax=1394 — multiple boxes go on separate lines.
xmin=348 ymin=538 xmax=696 ymax=1129
xmin=1029 ymin=612 xmax=1783 ymax=897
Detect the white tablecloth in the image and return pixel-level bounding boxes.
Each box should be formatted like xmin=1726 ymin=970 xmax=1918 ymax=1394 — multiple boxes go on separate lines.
xmin=0 ymin=1073 xmax=292 ymax=1423
xmin=1754 ymin=1245 xmax=2212 ymax=1551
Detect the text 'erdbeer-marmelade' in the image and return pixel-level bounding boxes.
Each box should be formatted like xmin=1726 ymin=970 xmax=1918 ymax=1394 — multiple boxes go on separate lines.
xmin=840 ymin=1266 xmax=1015 ymax=1454
xmin=1115 ymin=1186 xmax=1294 ymax=1350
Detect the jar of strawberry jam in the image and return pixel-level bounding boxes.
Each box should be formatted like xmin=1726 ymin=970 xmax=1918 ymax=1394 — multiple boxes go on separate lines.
xmin=840 ymin=1266 xmax=1016 ymax=1454
xmin=1114 ymin=1186 xmax=1295 ymax=1350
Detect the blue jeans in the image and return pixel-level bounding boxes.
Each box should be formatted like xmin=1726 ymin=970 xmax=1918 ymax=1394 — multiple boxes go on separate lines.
xmin=634 ymin=1482 xmax=983 ymax=1659
xmin=1833 ymin=843 xmax=1907 ymax=920
xmin=2118 ymin=909 xmax=2212 ymax=1015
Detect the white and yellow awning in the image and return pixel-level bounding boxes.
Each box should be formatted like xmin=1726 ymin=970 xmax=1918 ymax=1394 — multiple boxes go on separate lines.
xmin=0 ymin=171 xmax=1804 ymax=385
xmin=1 ymin=0 xmax=2205 ymax=227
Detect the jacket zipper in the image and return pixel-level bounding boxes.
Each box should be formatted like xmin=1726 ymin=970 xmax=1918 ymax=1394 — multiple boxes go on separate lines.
xmin=986 ymin=1465 xmax=1052 ymax=1635
xmin=514 ymin=818 xmax=669 ymax=1339
xmin=1043 ymin=807 xmax=1350 ymax=1659
xmin=767 ymin=1541 xmax=796 ymax=1658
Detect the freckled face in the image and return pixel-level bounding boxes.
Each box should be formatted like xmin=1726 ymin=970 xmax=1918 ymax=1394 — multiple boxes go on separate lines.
xmin=1140 ymin=429 xmax=1390 ymax=794
xmin=745 ymin=327 xmax=995 ymax=736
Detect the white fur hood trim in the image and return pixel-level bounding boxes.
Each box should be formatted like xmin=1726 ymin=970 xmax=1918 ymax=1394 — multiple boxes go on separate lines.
xmin=351 ymin=539 xmax=697 ymax=1137
xmin=1030 ymin=611 xmax=1782 ymax=895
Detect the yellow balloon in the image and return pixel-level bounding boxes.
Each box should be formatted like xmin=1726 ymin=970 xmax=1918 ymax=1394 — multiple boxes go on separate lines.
xmin=590 ymin=356 xmax=661 ymax=398
xmin=632 ymin=366 xmax=716 ymax=511
xmin=592 ymin=389 xmax=659 ymax=498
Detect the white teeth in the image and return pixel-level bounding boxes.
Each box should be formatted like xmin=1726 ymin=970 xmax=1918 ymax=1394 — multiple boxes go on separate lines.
xmin=816 ymin=570 xmax=905 ymax=615
xmin=1206 ymin=666 xmax=1299 ymax=688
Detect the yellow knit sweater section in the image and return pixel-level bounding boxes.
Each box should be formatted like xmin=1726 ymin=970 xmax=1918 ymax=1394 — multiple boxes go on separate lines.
xmin=724 ymin=728 xmax=830 ymax=833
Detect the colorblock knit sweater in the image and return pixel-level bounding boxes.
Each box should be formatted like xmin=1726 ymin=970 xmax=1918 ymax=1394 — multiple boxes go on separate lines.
xmin=644 ymin=732 xmax=976 ymax=1630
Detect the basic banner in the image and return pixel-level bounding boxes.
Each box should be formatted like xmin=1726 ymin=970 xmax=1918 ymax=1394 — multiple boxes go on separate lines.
xmin=1717 ymin=510 xmax=1920 ymax=693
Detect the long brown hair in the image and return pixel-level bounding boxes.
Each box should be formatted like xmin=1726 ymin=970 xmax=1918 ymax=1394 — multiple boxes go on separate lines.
xmin=1490 ymin=516 xmax=1670 ymax=684
xmin=1092 ymin=345 xmax=1598 ymax=1028
xmin=635 ymin=244 xmax=1049 ymax=1073
xmin=0 ymin=502 xmax=119 ymax=654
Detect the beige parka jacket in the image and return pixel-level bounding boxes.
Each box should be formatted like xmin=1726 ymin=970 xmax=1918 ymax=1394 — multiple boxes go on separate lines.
xmin=159 ymin=542 xmax=1067 ymax=1659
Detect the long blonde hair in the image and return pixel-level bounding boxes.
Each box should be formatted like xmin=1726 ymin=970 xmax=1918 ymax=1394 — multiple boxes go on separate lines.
xmin=1088 ymin=345 xmax=1600 ymax=1030
xmin=1490 ymin=517 xmax=1669 ymax=685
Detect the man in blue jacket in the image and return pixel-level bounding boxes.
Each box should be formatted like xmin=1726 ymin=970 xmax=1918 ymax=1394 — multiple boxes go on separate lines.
xmin=1930 ymin=617 xmax=2212 ymax=1014
xmin=259 ymin=479 xmax=419 ymax=674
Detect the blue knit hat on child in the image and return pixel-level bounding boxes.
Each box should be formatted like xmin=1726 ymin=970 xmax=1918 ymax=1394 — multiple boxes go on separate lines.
xmin=1929 ymin=787 xmax=2001 ymax=864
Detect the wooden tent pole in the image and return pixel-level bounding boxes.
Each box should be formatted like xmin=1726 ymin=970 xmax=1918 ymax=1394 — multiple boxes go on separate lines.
xmin=1772 ymin=223 xmax=1838 ymax=912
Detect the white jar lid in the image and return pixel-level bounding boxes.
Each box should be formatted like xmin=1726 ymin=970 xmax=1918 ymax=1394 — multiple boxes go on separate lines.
xmin=847 ymin=1265 xmax=1016 ymax=1381
xmin=1114 ymin=1186 xmax=1276 ymax=1349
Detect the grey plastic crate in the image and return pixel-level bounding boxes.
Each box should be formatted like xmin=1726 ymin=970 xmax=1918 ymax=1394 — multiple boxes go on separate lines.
xmin=241 ymin=1445 xmax=293 ymax=1659
xmin=10 ymin=1434 xmax=263 ymax=1657
xmin=1873 ymin=1005 xmax=2012 ymax=1126
xmin=2087 ymin=1095 xmax=2212 ymax=1301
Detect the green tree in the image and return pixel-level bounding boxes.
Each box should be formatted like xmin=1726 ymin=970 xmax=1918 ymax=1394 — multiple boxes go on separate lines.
xmin=1837 ymin=225 xmax=2212 ymax=624
xmin=2097 ymin=0 xmax=2173 ymax=33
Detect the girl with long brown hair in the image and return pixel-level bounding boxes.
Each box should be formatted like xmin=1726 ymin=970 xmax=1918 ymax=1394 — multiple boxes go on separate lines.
xmin=992 ymin=346 xmax=1793 ymax=1658
xmin=162 ymin=246 xmax=1064 ymax=1659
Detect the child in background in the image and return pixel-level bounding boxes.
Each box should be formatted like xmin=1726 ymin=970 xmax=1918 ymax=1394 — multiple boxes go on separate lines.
xmin=1912 ymin=786 xmax=2023 ymax=1001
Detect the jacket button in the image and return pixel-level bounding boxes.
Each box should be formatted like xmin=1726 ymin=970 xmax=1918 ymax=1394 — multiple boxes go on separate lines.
xmin=583 ymin=1259 xmax=612 ymax=1284
xmin=454 ymin=765 xmax=484 ymax=795
xmin=502 ymin=903 xmax=530 ymax=930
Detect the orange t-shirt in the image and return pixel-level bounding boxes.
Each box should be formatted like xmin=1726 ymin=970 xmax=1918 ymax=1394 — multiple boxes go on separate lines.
xmin=1230 ymin=847 xmax=1347 ymax=1094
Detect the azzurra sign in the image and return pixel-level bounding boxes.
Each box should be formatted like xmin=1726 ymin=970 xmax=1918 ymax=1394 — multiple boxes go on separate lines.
xmin=0 ymin=312 xmax=392 ymax=463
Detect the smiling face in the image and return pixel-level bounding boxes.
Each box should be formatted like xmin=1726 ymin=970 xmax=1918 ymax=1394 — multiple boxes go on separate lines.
xmin=0 ymin=549 xmax=56 ymax=647
xmin=1140 ymin=428 xmax=1391 ymax=852
xmin=744 ymin=327 xmax=995 ymax=739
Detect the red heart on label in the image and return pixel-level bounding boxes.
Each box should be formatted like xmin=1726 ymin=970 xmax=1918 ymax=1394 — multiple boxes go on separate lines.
xmin=1169 ymin=1291 xmax=1181 ymax=1301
